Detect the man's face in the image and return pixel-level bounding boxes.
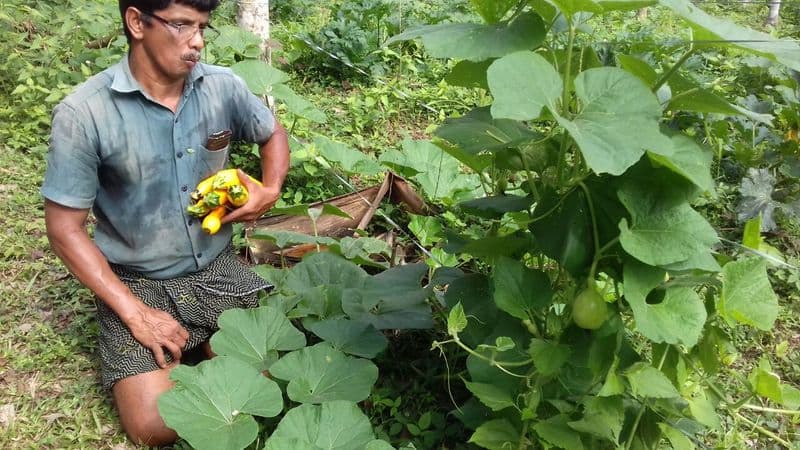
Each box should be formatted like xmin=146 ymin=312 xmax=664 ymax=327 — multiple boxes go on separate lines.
xmin=136 ymin=3 xmax=212 ymax=80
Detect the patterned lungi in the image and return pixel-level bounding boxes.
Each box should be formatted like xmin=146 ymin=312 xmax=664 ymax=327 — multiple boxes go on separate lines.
xmin=96 ymin=247 xmax=271 ymax=390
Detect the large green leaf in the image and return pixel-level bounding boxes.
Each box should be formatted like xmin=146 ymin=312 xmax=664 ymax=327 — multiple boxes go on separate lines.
xmin=533 ymin=415 xmax=585 ymax=450
xmin=445 ymin=60 xmax=491 ymax=90
xmin=623 ymin=260 xmax=706 ymax=348
xmin=547 ymin=0 xmax=603 ymax=15
xmin=210 ymin=306 xmax=306 ymax=371
xmin=271 ymin=84 xmax=327 ymax=124
xmin=443 ymin=274 xmax=497 ymax=347
xmin=529 ymin=338 xmax=571 ymax=376
xmin=270 ymin=342 xmax=378 ymax=404
xmin=748 ymin=359 xmax=783 ymax=403
xmin=659 ymin=0 xmax=800 ymax=71
xmin=647 ymin=134 xmax=714 ymax=194
xmin=595 ymin=0 xmax=656 ymax=12
xmin=249 ymin=229 xmax=336 ymax=248
xmin=464 ymin=380 xmax=517 ymax=411
xmin=343 ymin=263 xmax=433 ymax=329
xmin=469 ymin=419 xmax=521 ymax=449
xmin=549 ymin=0 xmax=655 ymax=16
xmin=315 ymin=136 xmax=383 ymax=176
xmin=265 ymin=402 xmax=376 ymax=450
xmin=530 ymin=188 xmax=593 ymax=277
xmin=492 ymin=257 xmax=553 ymax=320
xmin=459 ymin=194 xmax=534 ymax=219
xmin=158 ymin=357 xmax=283 ymax=450
xmin=267 ymin=203 xmax=352 ymax=220
xmin=470 ymin=0 xmax=518 ymax=23
xmin=385 ymin=12 xmax=546 ymax=62
xmin=435 ymin=140 xmax=495 ymax=174
xmin=308 ymin=318 xmax=388 ymax=358
xmin=719 ymin=258 xmax=779 ymax=330
xmin=659 ymin=423 xmax=695 ymax=450
xmin=285 ymin=252 xmax=368 ymax=319
xmin=617 ymin=54 xmax=658 ymax=85
xmin=230 ymin=59 xmax=289 ymax=96
xmin=488 ymin=51 xmax=562 ymax=121
xmin=624 ymin=362 xmax=680 ymax=398
xmin=618 ymin=185 xmax=718 ymax=266
xmin=445 ymin=232 xmax=532 ymax=260
xmin=568 ymin=396 xmax=624 ymax=445
xmin=555 ymin=67 xmax=673 ymax=175
xmin=667 ymin=74 xmax=773 ymax=124
xmin=435 ymin=107 xmax=541 ymax=154
xmin=212 ymin=25 xmax=264 ymax=56
xmin=379 ymin=140 xmax=481 ymax=201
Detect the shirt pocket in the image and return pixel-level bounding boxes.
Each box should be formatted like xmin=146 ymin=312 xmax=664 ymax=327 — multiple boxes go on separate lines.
xmin=195 ymin=143 xmax=230 ymax=180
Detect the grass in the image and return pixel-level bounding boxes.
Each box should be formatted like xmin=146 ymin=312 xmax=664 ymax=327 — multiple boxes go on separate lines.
xmin=0 ymin=148 xmax=134 ymax=449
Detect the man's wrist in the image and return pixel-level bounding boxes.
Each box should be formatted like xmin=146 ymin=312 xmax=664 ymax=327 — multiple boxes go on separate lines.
xmin=114 ymin=296 xmax=148 ymax=325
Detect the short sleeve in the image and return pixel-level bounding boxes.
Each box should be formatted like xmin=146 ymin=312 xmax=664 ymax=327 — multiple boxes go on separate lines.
xmin=41 ymin=102 xmax=100 ymax=209
xmin=230 ymin=74 xmax=276 ymax=145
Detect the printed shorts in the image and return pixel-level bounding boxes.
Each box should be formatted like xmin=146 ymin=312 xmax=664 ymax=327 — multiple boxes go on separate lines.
xmin=96 ymin=248 xmax=271 ymax=390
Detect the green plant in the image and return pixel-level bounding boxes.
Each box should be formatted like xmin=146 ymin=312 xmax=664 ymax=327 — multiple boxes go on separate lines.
xmin=0 ymin=0 xmax=125 ymax=150
xmin=157 ymin=252 xmax=436 ymax=449
xmin=382 ymin=0 xmax=800 ymax=447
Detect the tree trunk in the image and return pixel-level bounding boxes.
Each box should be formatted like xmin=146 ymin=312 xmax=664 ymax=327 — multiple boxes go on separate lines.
xmin=237 ymin=0 xmax=270 ymax=58
xmin=766 ymin=0 xmax=781 ymax=26
xmin=237 ymin=0 xmax=273 ymax=105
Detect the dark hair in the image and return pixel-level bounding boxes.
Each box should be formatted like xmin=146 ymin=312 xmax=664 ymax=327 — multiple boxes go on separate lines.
xmin=119 ymin=0 xmax=220 ymax=42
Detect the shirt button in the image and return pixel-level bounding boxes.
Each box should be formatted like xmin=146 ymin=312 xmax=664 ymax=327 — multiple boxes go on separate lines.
xmin=177 ymin=152 xmax=183 ymax=158
xmin=187 ymin=219 xmax=194 ymax=226
xmin=196 ymin=253 xmax=203 ymax=258
xmin=181 ymin=185 xmax=188 ymax=192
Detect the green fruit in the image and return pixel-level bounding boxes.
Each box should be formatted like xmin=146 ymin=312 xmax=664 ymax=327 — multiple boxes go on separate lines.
xmin=572 ymin=287 xmax=609 ymax=330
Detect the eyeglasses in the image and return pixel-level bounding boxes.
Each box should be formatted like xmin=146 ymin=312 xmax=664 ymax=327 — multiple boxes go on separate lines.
xmin=142 ymin=11 xmax=219 ymax=42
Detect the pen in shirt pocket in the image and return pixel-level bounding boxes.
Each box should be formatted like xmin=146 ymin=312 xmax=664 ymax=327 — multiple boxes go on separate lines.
xmin=205 ymin=129 xmax=232 ymax=151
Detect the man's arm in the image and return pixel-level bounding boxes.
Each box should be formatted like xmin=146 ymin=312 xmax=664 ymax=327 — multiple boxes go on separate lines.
xmin=45 ymin=200 xmax=189 ymax=367
xmin=222 ymin=119 xmax=290 ymax=223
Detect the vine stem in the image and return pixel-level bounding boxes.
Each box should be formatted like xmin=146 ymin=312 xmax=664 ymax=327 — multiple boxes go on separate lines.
xmin=445 ymin=336 xmax=531 ymax=378
xmin=516 ymin=148 xmax=540 ymax=202
xmin=652 ymin=46 xmax=694 ymax=93
xmin=556 ymin=18 xmax=576 ymax=184
xmin=735 ymin=412 xmax=793 ymax=447
xmin=741 ymin=404 xmax=800 ymax=415
xmin=625 ymin=346 xmax=671 ymax=450
xmin=517 ymin=420 xmax=530 ymax=450
xmin=578 ymin=182 xmax=601 ymax=283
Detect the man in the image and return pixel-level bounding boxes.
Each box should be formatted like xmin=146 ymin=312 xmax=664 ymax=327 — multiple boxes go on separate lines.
xmin=41 ymin=0 xmax=289 ymax=445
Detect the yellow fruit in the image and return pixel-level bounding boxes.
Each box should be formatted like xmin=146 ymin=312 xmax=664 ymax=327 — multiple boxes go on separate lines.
xmin=203 ymin=189 xmax=229 ymax=208
xmin=228 ymin=184 xmax=249 ymax=207
xmin=201 ymin=206 xmax=226 ymax=235
xmin=211 ymin=169 xmax=242 ymax=190
xmin=186 ymin=199 xmax=212 ymax=217
xmin=190 ymin=174 xmax=217 ymax=201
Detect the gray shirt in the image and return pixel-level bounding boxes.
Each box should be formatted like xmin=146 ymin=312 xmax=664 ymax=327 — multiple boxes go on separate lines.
xmin=42 ymin=55 xmax=275 ymax=279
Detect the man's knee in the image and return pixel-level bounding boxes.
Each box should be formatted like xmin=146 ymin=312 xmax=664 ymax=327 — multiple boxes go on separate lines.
xmin=120 ymin=410 xmax=177 ymax=446
xmin=112 ymin=368 xmax=177 ymax=446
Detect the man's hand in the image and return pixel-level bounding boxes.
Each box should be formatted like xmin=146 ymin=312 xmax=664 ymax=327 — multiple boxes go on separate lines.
xmin=126 ymin=304 xmax=190 ymax=368
xmin=220 ymin=169 xmax=280 ymax=224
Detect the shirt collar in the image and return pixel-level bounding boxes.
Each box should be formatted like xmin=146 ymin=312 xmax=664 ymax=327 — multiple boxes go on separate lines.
xmin=110 ymin=53 xmax=205 ymax=94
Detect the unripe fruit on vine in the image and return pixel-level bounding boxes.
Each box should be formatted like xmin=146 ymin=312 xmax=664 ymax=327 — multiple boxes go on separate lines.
xmin=572 ymin=286 xmax=609 ymax=330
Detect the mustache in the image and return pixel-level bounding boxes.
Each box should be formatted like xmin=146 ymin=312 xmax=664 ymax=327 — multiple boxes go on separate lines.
xmin=182 ymin=52 xmax=201 ymax=62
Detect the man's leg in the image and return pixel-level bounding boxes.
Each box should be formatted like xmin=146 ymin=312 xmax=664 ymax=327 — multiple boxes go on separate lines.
xmin=112 ymin=368 xmax=177 ymax=446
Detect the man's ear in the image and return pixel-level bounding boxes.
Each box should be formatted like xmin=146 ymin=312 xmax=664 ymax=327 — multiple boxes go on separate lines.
xmin=125 ymin=7 xmax=146 ymax=40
